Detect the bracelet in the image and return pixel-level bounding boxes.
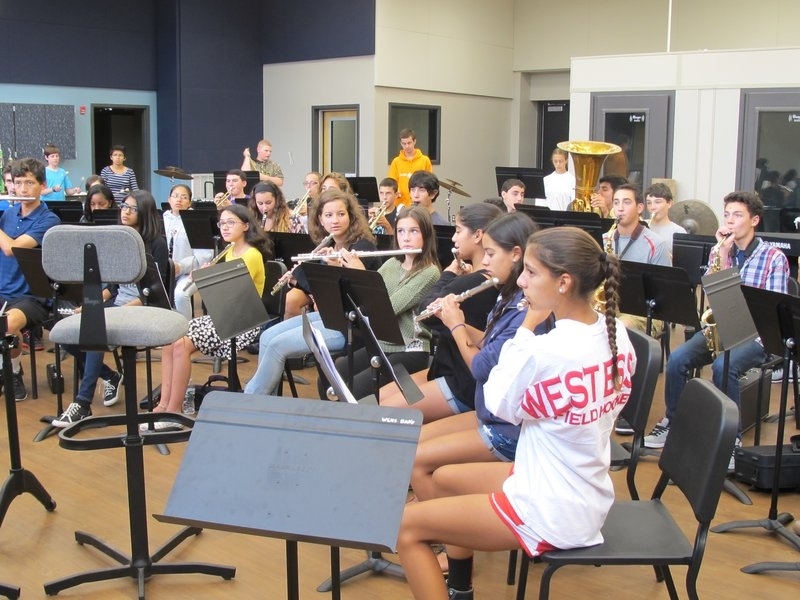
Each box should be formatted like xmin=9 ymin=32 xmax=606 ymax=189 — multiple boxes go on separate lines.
xmin=450 ymin=323 xmax=466 ymax=334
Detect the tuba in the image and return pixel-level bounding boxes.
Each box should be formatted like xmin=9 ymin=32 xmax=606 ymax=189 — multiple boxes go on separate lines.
xmin=558 ymin=141 xmax=622 ymax=214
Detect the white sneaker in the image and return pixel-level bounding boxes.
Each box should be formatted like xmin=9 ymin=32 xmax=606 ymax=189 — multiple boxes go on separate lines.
xmin=643 ymin=418 xmax=670 ymax=449
xmin=138 ymin=420 xmax=182 ymax=433
xmin=771 ymin=366 xmax=796 ymax=383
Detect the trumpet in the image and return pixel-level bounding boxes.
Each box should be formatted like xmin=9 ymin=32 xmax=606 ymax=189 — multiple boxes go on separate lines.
xmin=270 ymin=233 xmax=334 ymax=296
xmin=415 ymin=277 xmax=499 ymax=323
xmin=179 ymin=242 xmax=234 ymax=295
xmin=290 ymin=248 xmax=421 ymax=262
xmin=368 ymin=201 xmax=392 ymax=230
xmin=215 ymin=191 xmax=231 ymax=208
xmin=451 ymin=247 xmax=469 ymax=271
xmin=291 ymin=188 xmax=311 ymax=217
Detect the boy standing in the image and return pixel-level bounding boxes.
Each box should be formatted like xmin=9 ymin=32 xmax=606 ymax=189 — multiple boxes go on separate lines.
xmin=388 ymin=129 xmax=432 ymax=207
xmin=645 ymin=182 xmax=686 ymax=256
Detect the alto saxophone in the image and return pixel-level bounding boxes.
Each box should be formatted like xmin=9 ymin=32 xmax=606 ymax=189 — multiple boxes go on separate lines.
xmin=700 ymin=233 xmax=731 ymax=353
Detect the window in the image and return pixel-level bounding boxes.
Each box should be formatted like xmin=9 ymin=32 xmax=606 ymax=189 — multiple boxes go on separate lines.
xmin=388 ymin=103 xmax=441 ymax=164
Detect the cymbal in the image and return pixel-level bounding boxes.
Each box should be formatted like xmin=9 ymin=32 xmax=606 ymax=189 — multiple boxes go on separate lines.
xmin=439 ymin=178 xmax=471 ymax=197
xmin=668 ymin=199 xmax=719 ymax=236
xmin=154 ymin=166 xmax=193 ymax=180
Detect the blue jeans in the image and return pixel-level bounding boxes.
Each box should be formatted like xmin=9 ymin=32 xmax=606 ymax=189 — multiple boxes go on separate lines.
xmin=665 ymin=330 xmax=767 ymax=426
xmin=64 ymin=346 xmax=115 ymax=404
xmin=243 ymin=312 xmax=345 ymax=396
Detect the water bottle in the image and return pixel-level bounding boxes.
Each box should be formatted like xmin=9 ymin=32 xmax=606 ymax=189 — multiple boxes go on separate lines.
xmin=182 ymin=381 xmax=196 ymax=415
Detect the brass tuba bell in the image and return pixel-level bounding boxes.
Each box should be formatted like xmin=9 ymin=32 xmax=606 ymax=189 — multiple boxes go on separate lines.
xmin=558 ymin=141 xmax=622 ymax=214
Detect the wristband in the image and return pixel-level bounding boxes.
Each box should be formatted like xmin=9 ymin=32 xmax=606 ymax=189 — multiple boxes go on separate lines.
xmin=450 ymin=323 xmax=466 ymax=334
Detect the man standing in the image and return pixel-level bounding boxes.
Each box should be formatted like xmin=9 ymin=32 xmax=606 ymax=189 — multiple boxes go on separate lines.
xmin=241 ymin=139 xmax=284 ymax=187
xmin=388 ymin=128 xmax=432 ymax=207
xmin=0 ymin=158 xmax=61 ymax=400
xmin=645 ymin=192 xmax=788 ymax=468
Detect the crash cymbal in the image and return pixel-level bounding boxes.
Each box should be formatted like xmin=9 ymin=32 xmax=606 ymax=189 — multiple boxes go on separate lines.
xmin=439 ymin=178 xmax=471 ymax=197
xmin=154 ymin=166 xmax=193 ymax=180
xmin=668 ymin=199 xmax=719 ymax=236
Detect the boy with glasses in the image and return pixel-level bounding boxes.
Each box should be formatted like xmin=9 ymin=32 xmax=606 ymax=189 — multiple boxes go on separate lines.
xmin=0 ymin=158 xmax=60 ymax=400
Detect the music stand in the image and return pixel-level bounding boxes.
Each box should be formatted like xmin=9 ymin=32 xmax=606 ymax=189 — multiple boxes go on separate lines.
xmin=48 ymin=202 xmax=83 ymax=224
xmin=433 ymin=224 xmax=456 ymax=271
xmin=179 ymin=209 xmax=221 ymax=251
xmin=516 ymin=206 xmax=606 ymax=246
xmin=193 ymin=259 xmax=268 ymax=391
xmin=346 ymin=176 xmax=379 ymax=207
xmin=0 ymin=306 xmax=57 ymax=528
xmin=269 ymin=232 xmax=316 ymax=271
xmin=673 ymin=233 xmax=715 ymax=310
xmin=710 ymin=285 xmax=800 ymax=574
xmin=90 ymin=208 xmax=121 ymax=226
xmin=12 ymin=247 xmax=83 ymax=443
xmin=155 ymin=391 xmax=422 ymax=600
xmin=618 ymin=260 xmax=701 ymax=336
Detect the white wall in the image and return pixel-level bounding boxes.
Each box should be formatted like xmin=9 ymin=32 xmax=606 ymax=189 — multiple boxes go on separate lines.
xmin=569 ymin=47 xmax=800 ymax=215
xmin=262 ymin=56 xmax=377 ymax=201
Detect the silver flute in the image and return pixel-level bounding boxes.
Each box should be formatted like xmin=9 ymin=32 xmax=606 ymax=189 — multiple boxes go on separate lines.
xmin=290 ymin=247 xmax=421 ymax=262
xmin=414 ymin=276 xmax=499 ymax=323
xmin=270 ymin=233 xmax=335 ymax=296
xmin=451 ymin=247 xmax=469 ymax=270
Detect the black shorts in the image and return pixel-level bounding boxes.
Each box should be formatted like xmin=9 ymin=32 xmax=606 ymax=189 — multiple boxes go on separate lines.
xmin=1 ymin=295 xmax=49 ymax=330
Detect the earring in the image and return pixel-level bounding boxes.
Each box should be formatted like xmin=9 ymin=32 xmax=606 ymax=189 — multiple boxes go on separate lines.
xmin=559 ymin=288 xmax=564 ymax=294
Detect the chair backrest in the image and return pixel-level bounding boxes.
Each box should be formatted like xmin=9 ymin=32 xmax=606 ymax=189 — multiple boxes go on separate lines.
xmin=658 ymin=378 xmax=738 ymax=523
xmin=42 ymin=225 xmax=147 ymax=284
xmin=620 ymin=329 xmax=661 ymax=433
xmin=263 ymin=260 xmax=288 ymax=319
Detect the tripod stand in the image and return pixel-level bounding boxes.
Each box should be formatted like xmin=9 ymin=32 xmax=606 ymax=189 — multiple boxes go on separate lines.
xmin=0 ymin=309 xmax=57 ymax=527
xmin=710 ymin=285 xmax=800 ymax=574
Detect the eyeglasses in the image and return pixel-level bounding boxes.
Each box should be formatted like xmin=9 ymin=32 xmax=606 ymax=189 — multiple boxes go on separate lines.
xmin=170 ymin=193 xmax=191 ymax=201
xmin=119 ymin=203 xmax=139 ymax=213
xmin=217 ymin=219 xmax=243 ymax=228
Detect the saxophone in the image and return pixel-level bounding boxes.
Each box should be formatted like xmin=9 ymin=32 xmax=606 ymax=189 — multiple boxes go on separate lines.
xmin=700 ymin=233 xmax=730 ymax=353
xmin=594 ymin=219 xmax=618 ymax=310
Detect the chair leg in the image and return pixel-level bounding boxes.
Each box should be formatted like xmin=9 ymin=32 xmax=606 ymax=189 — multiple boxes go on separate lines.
xmin=284 ymin=365 xmax=299 ymax=398
xmin=28 ymin=334 xmax=38 ymax=399
xmin=534 ymin=563 xmax=560 ymax=600
xmin=516 ymin=556 xmax=530 ymax=600
xmin=506 ymin=549 xmax=518 ymax=585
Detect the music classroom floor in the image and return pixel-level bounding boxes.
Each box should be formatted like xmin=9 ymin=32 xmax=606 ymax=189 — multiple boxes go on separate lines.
xmin=0 ymin=325 xmax=799 ymax=599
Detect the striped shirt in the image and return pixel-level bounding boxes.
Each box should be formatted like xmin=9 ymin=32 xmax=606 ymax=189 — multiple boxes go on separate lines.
xmin=712 ymin=237 xmax=788 ymax=293
xmin=100 ymin=166 xmax=139 ymax=202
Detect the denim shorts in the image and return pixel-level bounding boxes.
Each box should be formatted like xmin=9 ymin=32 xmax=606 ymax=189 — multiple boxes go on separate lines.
xmin=478 ymin=423 xmax=517 ymax=462
xmin=434 ymin=376 xmax=472 ymax=415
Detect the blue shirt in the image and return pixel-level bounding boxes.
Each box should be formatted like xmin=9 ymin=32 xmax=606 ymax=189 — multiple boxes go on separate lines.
xmin=42 ymin=167 xmax=74 ymax=201
xmin=0 ymin=201 xmax=61 ymax=299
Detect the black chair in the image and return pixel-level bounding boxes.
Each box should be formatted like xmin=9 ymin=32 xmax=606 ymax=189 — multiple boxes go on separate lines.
xmin=611 ymin=328 xmax=662 ymax=500
xmin=507 ymin=328 xmax=661 ymax=585
xmin=515 ymin=378 xmax=738 ymax=600
xmin=40 ymin=225 xmax=235 ymax=597
xmin=261 ymin=260 xmax=301 ymax=398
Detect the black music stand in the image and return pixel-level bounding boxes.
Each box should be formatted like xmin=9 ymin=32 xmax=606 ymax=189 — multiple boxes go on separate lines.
xmin=515 ymin=206 xmax=607 ymax=246
xmin=269 ymin=231 xmax=316 ymax=271
xmin=179 ymin=208 xmax=221 ymax=252
xmin=11 ymin=247 xmax=84 ymax=442
xmin=193 ymin=259 xmax=268 ymax=392
xmin=302 ymin=263 xmax=423 ymax=590
xmin=672 ymin=233 xmax=715 ymax=310
xmin=90 ymin=208 xmax=121 ymax=225
xmin=0 ymin=308 xmax=57 ymax=528
xmin=155 ymin=391 xmax=422 ymax=600
xmin=710 ymin=285 xmax=800 ymax=574
xmin=347 ymin=176 xmax=379 ymax=207
xmin=618 ymin=260 xmax=700 ymax=336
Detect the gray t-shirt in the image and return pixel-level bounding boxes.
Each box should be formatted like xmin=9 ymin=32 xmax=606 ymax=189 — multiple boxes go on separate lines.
xmin=648 ymin=220 xmax=686 ymax=255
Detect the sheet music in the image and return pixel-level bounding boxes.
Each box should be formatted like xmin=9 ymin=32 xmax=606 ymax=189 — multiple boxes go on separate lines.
xmin=308 ymin=322 xmax=358 ymax=404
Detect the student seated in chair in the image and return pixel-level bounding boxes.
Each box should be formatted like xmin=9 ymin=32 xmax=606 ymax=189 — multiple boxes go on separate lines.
xmin=397 ymin=227 xmax=635 ymax=600
xmin=55 ymin=190 xmax=168 ymax=427
xmin=152 ymin=204 xmax=270 ymax=429
xmin=0 ymin=158 xmax=61 ymax=401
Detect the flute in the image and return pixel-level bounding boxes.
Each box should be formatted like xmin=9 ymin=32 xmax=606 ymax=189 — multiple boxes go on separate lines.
xmin=290 ymin=248 xmax=421 ymax=262
xmin=270 ymin=233 xmax=335 ymax=296
xmin=451 ymin=247 xmax=469 ymax=270
xmin=414 ymin=277 xmax=499 ymax=323
xmin=179 ymin=242 xmax=234 ymax=295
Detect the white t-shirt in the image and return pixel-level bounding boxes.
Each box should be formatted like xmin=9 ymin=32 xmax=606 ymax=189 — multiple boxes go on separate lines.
xmin=484 ymin=314 xmax=636 ymax=551
xmin=648 ymin=219 xmax=687 ymax=255
xmin=543 ymin=170 xmax=576 ymax=211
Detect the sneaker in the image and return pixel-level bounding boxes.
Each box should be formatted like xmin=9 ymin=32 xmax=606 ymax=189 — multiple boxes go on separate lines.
xmin=643 ymin=418 xmax=670 ymax=449
xmin=448 ymin=589 xmax=474 ymax=600
xmin=12 ymin=368 xmax=27 ymax=402
xmin=102 ymin=371 xmax=124 ymax=406
xmin=771 ymin=366 xmax=796 ymax=383
xmin=614 ymin=417 xmax=634 ymax=435
xmin=728 ymin=437 xmax=742 ymax=473
xmin=52 ymin=402 xmax=92 ymax=428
